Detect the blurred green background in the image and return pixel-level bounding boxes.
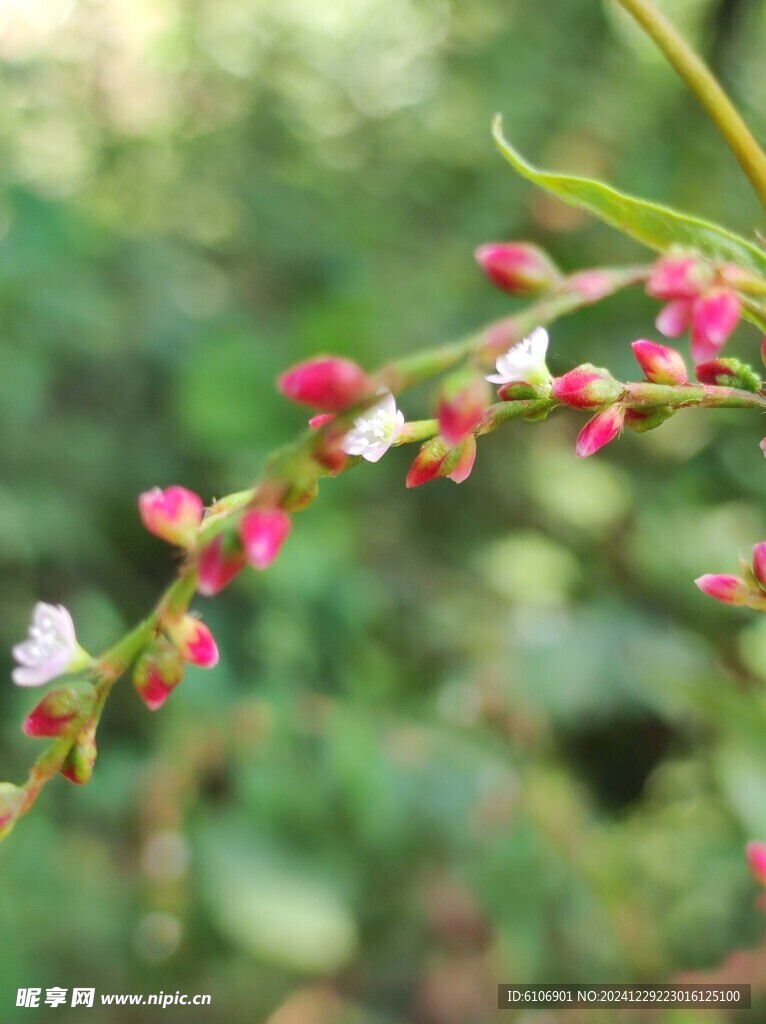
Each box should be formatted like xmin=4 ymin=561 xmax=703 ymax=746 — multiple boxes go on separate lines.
xmin=2 ymin=0 xmax=766 ymax=1020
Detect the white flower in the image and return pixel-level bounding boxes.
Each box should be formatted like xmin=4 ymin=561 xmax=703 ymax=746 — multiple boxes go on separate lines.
xmin=342 ymin=390 xmax=405 ymax=463
xmin=486 ymin=326 xmax=551 ymax=387
xmin=12 ymin=603 xmax=86 ymax=687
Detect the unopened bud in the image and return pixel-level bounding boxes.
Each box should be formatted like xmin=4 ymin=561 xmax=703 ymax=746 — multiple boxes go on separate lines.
xmin=551 ymin=365 xmax=622 ymax=410
xmin=575 ymin=405 xmax=624 ymax=458
xmin=474 ymin=242 xmax=561 ymax=296
xmin=60 ymin=723 xmax=97 ymax=785
xmin=197 ymin=532 xmax=247 ymax=596
xmin=138 ymin=486 xmax=204 ymax=549
xmin=694 ymin=358 xmax=760 ymax=392
xmin=166 ymin=615 xmax=219 ymax=668
xmin=631 ymin=340 xmax=687 ymax=385
xmin=239 ymin=507 xmax=292 ymax=570
xmin=278 ymin=357 xmax=371 ymax=411
xmin=694 ymin=573 xmax=750 ymax=606
xmin=406 ymin=435 xmax=476 ymax=488
xmin=496 ymin=382 xmax=544 ymax=402
xmin=646 ymin=254 xmax=712 ymax=301
xmin=133 ymin=639 xmax=185 ymax=711
xmin=437 ymin=370 xmax=489 ymax=446
xmin=623 ymin=406 xmax=675 ymax=434
xmin=747 ymin=841 xmax=766 ymax=886
xmin=24 ymin=684 xmax=95 ymax=739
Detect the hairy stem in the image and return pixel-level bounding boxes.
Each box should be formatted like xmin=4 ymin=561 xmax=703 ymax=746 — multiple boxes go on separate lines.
xmin=613 ymin=0 xmax=766 ymax=212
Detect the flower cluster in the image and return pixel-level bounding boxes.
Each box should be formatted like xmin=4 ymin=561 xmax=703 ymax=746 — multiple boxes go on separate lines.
xmin=647 ymin=253 xmax=743 ymax=363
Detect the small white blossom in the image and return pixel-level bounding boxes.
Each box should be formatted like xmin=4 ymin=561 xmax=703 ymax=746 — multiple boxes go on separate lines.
xmin=486 ymin=326 xmax=551 ymax=387
xmin=342 ymin=390 xmax=405 ymax=463
xmin=12 ymin=603 xmax=85 ymax=687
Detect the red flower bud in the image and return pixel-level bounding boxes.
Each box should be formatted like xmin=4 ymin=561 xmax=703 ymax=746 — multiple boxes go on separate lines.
xmin=747 ymin=841 xmax=766 ymax=886
xmin=753 ymin=543 xmax=766 ymax=590
xmin=646 ymin=254 xmax=712 ymax=301
xmin=138 ymin=486 xmax=204 ymax=549
xmin=24 ymin=685 xmax=95 ymax=739
xmin=308 ymin=413 xmax=336 ymax=430
xmin=761 ymin=337 xmax=766 ymax=369
xmin=133 ymin=639 xmax=185 ymax=711
xmin=197 ymin=533 xmax=247 ymax=596
xmin=474 ymin=242 xmax=561 ymax=296
xmin=166 ymin=615 xmax=219 ymax=668
xmin=406 ymin=435 xmax=476 ymax=488
xmin=694 ymin=358 xmax=760 ymax=392
xmin=575 ymin=405 xmax=624 ymax=458
xmin=691 ymin=289 xmax=741 ymax=362
xmin=694 ymin=574 xmax=750 ymax=606
xmin=239 ymin=507 xmax=292 ymax=570
xmin=551 ymin=365 xmax=622 ymax=410
xmin=59 ymin=723 xmax=97 ymax=785
xmin=437 ymin=372 xmax=489 ymax=446
xmin=278 ymin=357 xmax=371 ymax=411
xmin=631 ymin=339 xmax=687 ymax=385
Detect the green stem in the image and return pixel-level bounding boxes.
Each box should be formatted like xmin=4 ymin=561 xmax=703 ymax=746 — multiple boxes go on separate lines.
xmin=614 ymin=0 xmax=766 ymax=212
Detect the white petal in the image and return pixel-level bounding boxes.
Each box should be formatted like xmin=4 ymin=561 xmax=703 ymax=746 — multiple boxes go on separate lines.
xmin=361 ymin=443 xmax=391 ymax=463
xmin=13 ymin=664 xmax=51 ymax=687
xmin=486 ymin=373 xmax=509 ymax=385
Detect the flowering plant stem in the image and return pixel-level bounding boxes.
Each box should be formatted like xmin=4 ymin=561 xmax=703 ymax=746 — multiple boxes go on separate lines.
xmin=614 ymin=0 xmax=766 ymax=212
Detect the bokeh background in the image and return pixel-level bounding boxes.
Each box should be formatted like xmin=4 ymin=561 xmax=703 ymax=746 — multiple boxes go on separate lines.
xmin=2 ymin=0 xmax=766 ymax=1020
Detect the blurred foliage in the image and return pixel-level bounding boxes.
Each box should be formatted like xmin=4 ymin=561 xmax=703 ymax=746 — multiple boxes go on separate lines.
xmin=2 ymin=0 xmax=766 ymax=1021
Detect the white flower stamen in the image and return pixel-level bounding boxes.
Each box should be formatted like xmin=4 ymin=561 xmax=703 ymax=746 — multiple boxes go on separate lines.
xmin=486 ymin=326 xmax=551 ymax=388
xmin=12 ymin=603 xmax=85 ymax=687
xmin=342 ymin=390 xmax=405 ymax=463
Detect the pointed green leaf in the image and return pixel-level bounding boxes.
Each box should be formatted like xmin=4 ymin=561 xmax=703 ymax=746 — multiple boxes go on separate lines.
xmin=493 ymin=116 xmax=766 ymax=279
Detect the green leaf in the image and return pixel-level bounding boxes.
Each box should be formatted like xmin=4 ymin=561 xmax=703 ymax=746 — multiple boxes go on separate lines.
xmin=492 ymin=116 xmax=766 ymax=279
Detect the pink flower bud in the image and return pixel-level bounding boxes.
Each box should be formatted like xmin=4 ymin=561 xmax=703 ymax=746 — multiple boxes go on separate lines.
xmin=646 ymin=254 xmax=711 ymax=301
xmin=239 ymin=508 xmax=292 ymax=570
xmin=694 ymin=574 xmax=750 ymax=606
xmin=656 ymin=299 xmax=693 ymax=339
xmin=308 ymin=413 xmax=336 ymax=430
xmin=694 ymin=358 xmax=760 ymax=392
xmin=691 ymin=289 xmax=741 ymax=363
xmin=60 ymin=723 xmax=97 ymax=785
xmin=278 ymin=357 xmax=371 ymax=411
xmin=474 ymin=242 xmax=561 ymax=296
xmin=753 ymin=543 xmax=766 ymax=590
xmin=575 ymin=405 xmax=624 ymax=458
xmin=631 ymin=339 xmax=687 ymax=385
xmin=133 ymin=640 xmax=185 ymax=711
xmin=0 ymin=783 xmax=23 ymax=835
xmin=438 ymin=373 xmax=489 ymax=446
xmin=406 ymin=435 xmax=476 ymax=488
xmin=551 ymin=365 xmax=622 ymax=410
xmin=447 ymin=434 xmax=476 ymax=484
xmin=166 ymin=615 xmax=219 ymax=668
xmin=24 ymin=685 xmax=95 ymax=739
xmin=747 ymin=841 xmax=766 ymax=886
xmin=761 ymin=337 xmax=766 ymax=369
xmin=139 ymin=486 xmax=204 ymax=549
xmin=197 ymin=533 xmax=247 ymax=596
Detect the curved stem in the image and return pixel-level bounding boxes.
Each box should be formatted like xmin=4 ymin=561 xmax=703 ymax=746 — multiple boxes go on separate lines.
xmin=614 ymin=0 xmax=766 ymax=212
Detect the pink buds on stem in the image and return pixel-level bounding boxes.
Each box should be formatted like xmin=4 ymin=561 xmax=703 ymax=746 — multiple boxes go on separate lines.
xmin=133 ymin=640 xmax=185 ymax=711
xmin=575 ymin=405 xmax=624 ymax=458
xmin=197 ymin=533 xmax=247 ymax=596
xmin=437 ymin=370 xmax=489 ymax=447
xmin=24 ymin=685 xmax=95 ymax=739
xmin=278 ymin=357 xmax=371 ymax=411
xmin=239 ymin=508 xmax=292 ymax=570
xmin=406 ymin=435 xmax=476 ymax=488
xmin=474 ymin=242 xmax=562 ymax=296
xmin=694 ymin=574 xmax=750 ymax=606
xmin=139 ymin=486 xmax=204 ymax=549
xmin=551 ymin=365 xmax=622 ymax=411
xmin=166 ymin=615 xmax=219 ymax=668
xmin=631 ymin=340 xmax=687 ymax=385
